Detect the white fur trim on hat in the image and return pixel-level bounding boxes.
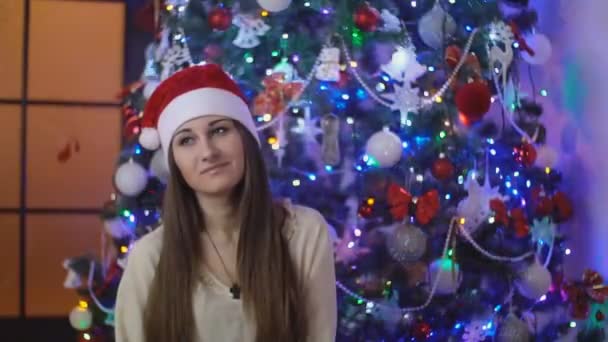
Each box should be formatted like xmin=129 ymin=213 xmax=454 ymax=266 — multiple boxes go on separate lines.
xmin=157 ymin=87 xmax=260 ymax=162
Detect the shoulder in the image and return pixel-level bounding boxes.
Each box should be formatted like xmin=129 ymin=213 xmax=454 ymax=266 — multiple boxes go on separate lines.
xmin=282 ymin=201 xmax=327 ymax=240
xmin=124 ymin=226 xmax=164 ymax=272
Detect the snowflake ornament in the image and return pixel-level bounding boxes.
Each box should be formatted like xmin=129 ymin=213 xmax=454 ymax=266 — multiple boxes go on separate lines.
xmin=379 ymin=9 xmax=401 ymax=33
xmin=380 ymin=46 xmax=427 ymax=123
xmin=457 ymin=171 xmax=507 ymax=235
xmin=488 ymin=21 xmax=515 ymax=91
xmin=233 ymin=14 xmax=270 ymax=48
xmin=160 ymin=32 xmax=193 ymax=80
xmin=462 ymin=320 xmax=490 ymax=342
xmin=531 ymin=217 xmax=556 ymax=245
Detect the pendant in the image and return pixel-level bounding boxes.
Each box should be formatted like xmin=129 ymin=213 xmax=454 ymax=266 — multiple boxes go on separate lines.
xmin=230 ymin=284 xmax=241 ymax=300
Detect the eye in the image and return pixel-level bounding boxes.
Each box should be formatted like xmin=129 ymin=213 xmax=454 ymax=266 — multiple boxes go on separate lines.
xmin=211 ymin=126 xmax=229 ymax=136
xmin=177 ymin=136 xmax=195 ymax=146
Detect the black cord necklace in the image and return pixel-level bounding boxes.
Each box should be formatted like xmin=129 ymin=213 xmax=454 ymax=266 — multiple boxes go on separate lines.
xmin=204 ymin=231 xmax=241 ymax=300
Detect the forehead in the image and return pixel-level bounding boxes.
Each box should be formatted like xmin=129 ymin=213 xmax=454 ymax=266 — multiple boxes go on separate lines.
xmin=176 ymin=115 xmax=232 ymax=131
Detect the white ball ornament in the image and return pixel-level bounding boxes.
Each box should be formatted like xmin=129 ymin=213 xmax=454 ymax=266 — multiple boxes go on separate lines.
xmin=143 ymin=80 xmax=160 ymax=99
xmin=534 ymin=145 xmax=558 ymax=169
xmin=257 ymin=0 xmax=291 ymax=12
xmin=365 ymin=128 xmax=402 ymax=168
xmin=387 ymin=223 xmax=427 ymax=262
xmin=69 ymin=306 xmax=93 ymax=331
xmin=417 ymin=2 xmax=457 ymax=49
xmin=522 ymin=33 xmax=552 ymax=65
xmin=149 ymin=149 xmax=169 ymax=184
xmin=114 ymin=161 xmax=148 ymax=197
xmin=428 ymin=258 xmax=462 ymax=294
xmin=515 ymin=259 xmax=552 ymax=300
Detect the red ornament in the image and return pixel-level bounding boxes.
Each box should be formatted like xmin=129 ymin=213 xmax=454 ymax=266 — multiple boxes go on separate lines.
xmin=358 ymin=199 xmax=374 ymax=218
xmin=203 ymin=44 xmax=223 ymax=60
xmin=490 ymin=199 xmax=509 ymax=226
xmin=597 ymin=310 xmax=606 ymax=322
xmin=552 ymin=191 xmax=573 ymax=222
xmin=431 ymin=158 xmax=455 ymax=181
xmin=514 ymin=142 xmax=537 ymax=167
xmin=510 ymin=208 xmax=530 ymax=238
xmin=387 ymin=183 xmax=412 ymax=221
xmin=208 ymin=7 xmax=232 ymax=31
xmin=445 ymin=45 xmax=462 ymax=69
xmin=353 ymin=4 xmax=380 ymax=32
xmin=412 ymin=321 xmax=432 ymax=340
xmin=455 ymin=81 xmax=492 ymax=125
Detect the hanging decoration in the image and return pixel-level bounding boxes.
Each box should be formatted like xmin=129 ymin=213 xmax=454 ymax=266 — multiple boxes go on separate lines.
xmin=232 ymin=14 xmax=271 ymax=49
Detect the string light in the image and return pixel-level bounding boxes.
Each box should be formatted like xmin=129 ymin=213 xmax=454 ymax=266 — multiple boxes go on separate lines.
xmin=347 ymin=241 xmax=355 ymax=249
xmin=376 ymin=83 xmax=386 ymax=92
xmin=354 ymin=229 xmax=362 ymax=237
xmin=308 ymin=174 xmax=316 ymax=181
xmin=166 ymin=4 xmax=174 ymax=11
xmin=267 ymin=137 xmax=278 ymax=145
xmin=325 ymin=165 xmax=333 ymax=172
xmin=445 ymin=194 xmax=451 ymax=200
xmin=261 ymin=10 xmax=269 ymax=17
xmin=565 ymin=248 xmax=572 ymax=255
xmin=79 ymin=300 xmax=88 ymax=309
xmin=540 ymin=89 xmax=549 ymax=97
xmin=350 ymin=61 xmax=358 ymax=68
xmin=458 ymin=175 xmax=464 ymax=184
xmin=411 ymin=1 xmax=417 ymax=7
xmin=439 ymin=131 xmax=447 ymax=139
xmin=292 ymin=179 xmax=301 ymax=187
xmin=342 ymin=94 xmax=350 ymax=100
xmin=304 ymin=2 xmax=311 ymax=7
xmin=281 ymin=33 xmax=289 ymax=39
xmin=402 ymin=141 xmax=408 ymax=148
xmin=569 ymin=321 xmax=577 ymax=328
xmin=263 ymin=114 xmax=272 ymax=122
xmin=83 ymin=333 xmax=91 ymax=341
xmin=545 ymin=167 xmax=551 ymax=174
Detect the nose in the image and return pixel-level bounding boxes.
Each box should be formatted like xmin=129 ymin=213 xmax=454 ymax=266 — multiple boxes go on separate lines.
xmin=198 ymin=135 xmax=220 ymax=162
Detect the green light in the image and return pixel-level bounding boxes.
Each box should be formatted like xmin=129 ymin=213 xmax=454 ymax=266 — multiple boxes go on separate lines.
xmin=122 ymin=210 xmax=130 ymax=217
xmin=439 ymin=131 xmax=447 ymax=139
xmin=448 ymin=249 xmax=453 ymax=257
xmin=244 ymin=53 xmax=254 ymax=64
xmin=357 ymin=299 xmax=364 ymax=305
xmin=540 ymin=89 xmax=548 ymax=97
xmin=271 ymin=50 xmax=279 ymax=57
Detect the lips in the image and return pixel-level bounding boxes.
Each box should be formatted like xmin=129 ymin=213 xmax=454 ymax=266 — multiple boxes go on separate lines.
xmin=200 ymin=162 xmax=230 ymax=175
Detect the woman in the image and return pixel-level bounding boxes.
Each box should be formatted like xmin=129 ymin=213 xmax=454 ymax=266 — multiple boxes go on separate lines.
xmin=115 ymin=64 xmax=337 ymax=342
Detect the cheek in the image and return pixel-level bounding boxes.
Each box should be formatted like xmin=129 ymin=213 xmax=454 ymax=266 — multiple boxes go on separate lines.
xmin=172 ymin=148 xmax=198 ymax=182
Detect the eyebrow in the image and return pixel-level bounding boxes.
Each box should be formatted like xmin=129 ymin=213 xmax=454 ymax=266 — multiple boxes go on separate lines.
xmin=173 ymin=119 xmax=231 ymax=136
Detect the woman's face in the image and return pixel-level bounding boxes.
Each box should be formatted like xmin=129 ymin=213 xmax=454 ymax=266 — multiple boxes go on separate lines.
xmin=171 ymin=115 xmax=245 ymax=198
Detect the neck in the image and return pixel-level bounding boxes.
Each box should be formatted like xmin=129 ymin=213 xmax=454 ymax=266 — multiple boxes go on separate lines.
xmin=196 ymin=193 xmax=239 ymax=240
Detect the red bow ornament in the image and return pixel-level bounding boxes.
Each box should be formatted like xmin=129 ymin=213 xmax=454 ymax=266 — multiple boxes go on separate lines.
xmin=253 ymin=72 xmax=303 ymax=117
xmin=564 ymin=269 xmax=608 ymax=319
xmin=387 ymin=183 xmax=439 ymax=225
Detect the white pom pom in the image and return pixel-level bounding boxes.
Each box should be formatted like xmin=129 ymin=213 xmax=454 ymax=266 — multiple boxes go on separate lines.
xmin=139 ymin=127 xmax=160 ymax=150
xmin=114 ymin=161 xmax=148 ymax=196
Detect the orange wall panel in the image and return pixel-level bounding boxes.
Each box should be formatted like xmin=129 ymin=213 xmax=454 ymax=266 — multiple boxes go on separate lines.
xmin=0 ymin=0 xmax=24 ymax=99
xmin=28 ymin=0 xmax=125 ymax=102
xmin=26 ymin=105 xmax=120 ymax=208
xmin=0 ymin=215 xmax=20 ymax=317
xmin=26 ymin=214 xmax=101 ymax=316
xmin=0 ymin=105 xmax=22 ymax=208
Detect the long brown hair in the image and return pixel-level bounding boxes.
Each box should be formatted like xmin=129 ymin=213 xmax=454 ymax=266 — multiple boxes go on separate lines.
xmin=143 ymin=121 xmax=307 ymax=342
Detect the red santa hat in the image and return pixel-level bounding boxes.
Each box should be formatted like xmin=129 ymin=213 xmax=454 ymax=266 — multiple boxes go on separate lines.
xmin=139 ymin=63 xmax=260 ymax=159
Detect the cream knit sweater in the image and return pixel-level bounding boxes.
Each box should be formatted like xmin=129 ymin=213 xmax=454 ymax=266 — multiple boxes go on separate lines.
xmin=115 ymin=203 xmax=337 ymax=342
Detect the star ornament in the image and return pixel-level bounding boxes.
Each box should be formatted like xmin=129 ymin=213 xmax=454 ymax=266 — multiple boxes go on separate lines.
xmin=380 ymin=46 xmax=428 ymax=121
xmin=457 ymin=171 xmax=507 ymax=235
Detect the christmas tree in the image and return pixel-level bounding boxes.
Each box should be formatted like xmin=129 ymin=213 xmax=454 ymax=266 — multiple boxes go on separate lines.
xmin=63 ymin=0 xmax=608 ymax=341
